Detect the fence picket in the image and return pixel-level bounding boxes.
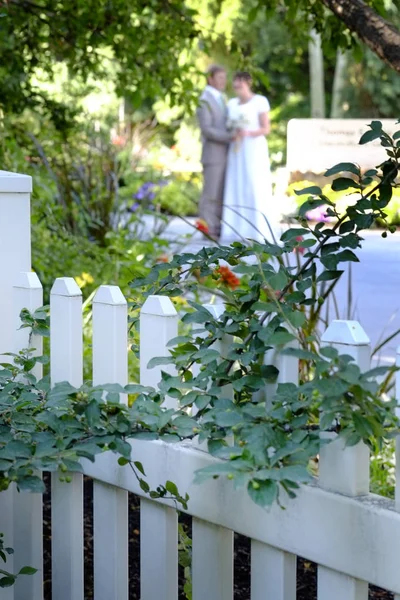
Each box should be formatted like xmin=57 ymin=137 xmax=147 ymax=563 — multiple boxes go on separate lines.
xmin=12 ymin=272 xmax=43 ymax=600
xmin=139 ymin=295 xmax=178 ymax=600
xmin=50 ymin=277 xmax=84 ymax=600
xmin=318 ymin=319 xmax=370 ymax=600
xmin=192 ymin=518 xmax=233 ymax=600
xmin=92 ymin=285 xmax=128 ymax=600
xmin=395 ymin=345 xmax=400 ymax=600
xmin=0 ymin=171 xmax=31 ymax=358
xmin=0 ymin=487 xmax=15 ymax=600
xmin=252 ymin=328 xmax=299 ymax=593
xmin=251 ymin=541 xmax=296 ymax=600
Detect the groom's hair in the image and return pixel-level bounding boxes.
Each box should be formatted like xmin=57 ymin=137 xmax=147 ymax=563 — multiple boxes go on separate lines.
xmin=234 ymin=71 xmax=252 ymax=86
xmin=206 ymin=64 xmax=226 ymax=80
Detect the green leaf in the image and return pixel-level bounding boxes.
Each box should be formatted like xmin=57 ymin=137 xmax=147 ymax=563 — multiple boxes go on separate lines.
xmin=165 ymin=480 xmax=179 ymax=496
xmin=279 ymin=465 xmax=312 ymax=483
xmin=18 ymin=566 xmax=38 ymax=576
xmin=269 ymin=329 xmax=295 ymax=346
xmin=294 ymin=186 xmax=322 ymax=196
xmin=359 ymin=129 xmax=382 ymax=145
xmin=17 ymin=476 xmax=45 ymax=493
xmin=134 ymin=461 xmax=146 ymax=476
xmin=280 ymin=228 xmax=309 ymax=242
xmin=269 ymin=270 xmax=288 ymax=291
xmin=317 ymin=270 xmax=343 ymax=282
xmin=248 ymin=480 xmax=278 ymax=507
xmin=167 ymin=336 xmax=193 ymax=347
xmin=324 ymin=163 xmax=360 ymax=177
xmin=331 ymin=177 xmax=360 ymax=192
xmin=0 ymin=575 xmax=16 ymax=587
xmin=147 ymin=356 xmax=174 ymax=369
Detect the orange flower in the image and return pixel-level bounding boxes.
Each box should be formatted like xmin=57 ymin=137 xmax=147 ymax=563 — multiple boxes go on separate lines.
xmin=195 ymin=219 xmax=209 ymax=234
xmin=156 ymin=254 xmax=169 ymax=263
xmin=215 ymin=266 xmax=240 ymax=290
xmin=294 ymin=236 xmax=305 ymax=254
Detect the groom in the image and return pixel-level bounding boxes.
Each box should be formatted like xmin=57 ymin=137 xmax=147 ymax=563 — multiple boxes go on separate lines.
xmin=197 ymin=65 xmax=232 ymax=239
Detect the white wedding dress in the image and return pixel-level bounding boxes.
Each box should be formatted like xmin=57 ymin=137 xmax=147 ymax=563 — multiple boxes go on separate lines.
xmin=220 ymin=95 xmax=273 ymax=243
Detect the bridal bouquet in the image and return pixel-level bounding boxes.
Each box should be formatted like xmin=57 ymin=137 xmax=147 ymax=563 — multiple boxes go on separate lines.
xmin=227 ymin=113 xmax=250 ymax=152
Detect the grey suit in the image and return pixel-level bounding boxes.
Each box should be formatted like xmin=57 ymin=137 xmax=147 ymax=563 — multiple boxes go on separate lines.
xmin=197 ymin=89 xmax=231 ymax=236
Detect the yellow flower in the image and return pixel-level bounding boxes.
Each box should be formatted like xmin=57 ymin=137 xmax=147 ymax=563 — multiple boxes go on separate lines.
xmin=76 ymin=272 xmax=94 ymax=289
xmin=171 ymin=296 xmax=188 ymax=307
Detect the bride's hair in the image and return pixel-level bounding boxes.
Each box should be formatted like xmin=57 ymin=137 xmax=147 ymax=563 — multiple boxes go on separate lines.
xmin=234 ymin=71 xmax=252 ymax=86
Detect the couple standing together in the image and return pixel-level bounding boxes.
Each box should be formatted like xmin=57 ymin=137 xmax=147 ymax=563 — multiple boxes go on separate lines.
xmin=197 ymin=65 xmax=273 ymax=242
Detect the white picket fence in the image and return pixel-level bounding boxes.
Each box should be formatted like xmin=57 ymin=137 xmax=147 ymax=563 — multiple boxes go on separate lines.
xmin=1 ymin=170 xmax=400 ymax=600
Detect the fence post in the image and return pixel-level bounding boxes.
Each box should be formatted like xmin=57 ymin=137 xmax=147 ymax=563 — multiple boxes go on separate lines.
xmin=249 ymin=333 xmax=298 ymax=600
xmin=139 ymin=295 xmax=178 ymax=600
xmin=92 ymin=285 xmax=128 ymax=600
xmin=395 ymin=345 xmax=400 ymax=600
xmin=191 ymin=303 xmax=234 ymax=599
xmin=12 ymin=272 xmax=43 ymax=600
xmin=0 ymin=487 xmax=15 ymax=600
xmin=140 ymin=294 xmax=178 ymax=408
xmin=50 ymin=277 xmax=84 ymax=600
xmin=0 ymin=171 xmax=32 ymax=357
xmin=318 ymin=319 xmax=370 ymax=600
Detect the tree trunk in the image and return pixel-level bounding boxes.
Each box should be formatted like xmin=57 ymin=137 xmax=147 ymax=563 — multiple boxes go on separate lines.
xmin=321 ymin=0 xmax=400 ymax=73
xmin=309 ymin=29 xmax=326 ymax=118
xmin=330 ymin=50 xmax=348 ymax=118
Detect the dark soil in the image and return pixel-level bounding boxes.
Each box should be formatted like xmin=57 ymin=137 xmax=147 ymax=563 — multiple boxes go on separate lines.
xmin=42 ymin=475 xmax=393 ymax=600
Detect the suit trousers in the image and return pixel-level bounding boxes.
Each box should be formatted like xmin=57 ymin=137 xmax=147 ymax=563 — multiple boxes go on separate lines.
xmin=199 ymin=163 xmax=226 ymax=236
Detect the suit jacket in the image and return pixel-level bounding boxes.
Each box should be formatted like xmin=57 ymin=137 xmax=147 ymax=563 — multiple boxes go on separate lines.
xmin=197 ymin=88 xmax=231 ymax=166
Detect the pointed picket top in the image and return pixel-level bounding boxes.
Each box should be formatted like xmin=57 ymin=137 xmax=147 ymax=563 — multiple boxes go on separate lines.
xmin=321 ymin=319 xmax=370 ymax=346
xmin=141 ymin=294 xmax=177 ymax=317
xmin=14 ymin=271 xmax=42 ymax=290
xmin=94 ymin=285 xmax=126 ymax=306
xmin=203 ymin=303 xmax=225 ymax=320
xmin=0 ymin=170 xmax=32 ymax=193
xmin=51 ymin=277 xmax=82 ymax=297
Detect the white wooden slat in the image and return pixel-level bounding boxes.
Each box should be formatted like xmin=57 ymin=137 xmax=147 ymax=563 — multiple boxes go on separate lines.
xmin=140 ymin=294 xmax=179 ymax=409
xmin=140 ymin=499 xmax=178 ymax=600
xmin=251 ymin=541 xmax=296 ymax=600
xmin=395 ymin=344 xmax=400 ymax=600
xmin=192 ymin=518 xmax=233 ymax=600
xmin=50 ymin=277 xmax=84 ymax=600
xmin=252 ymin=327 xmax=298 ymax=595
xmin=0 ymin=171 xmax=31 ymax=358
xmin=192 ymin=303 xmax=233 ymax=449
xmin=12 ymin=272 xmax=43 ymax=600
xmin=318 ymin=320 xmax=370 ymax=600
xmin=0 ymin=487 xmax=15 ymax=600
xmin=92 ymin=285 xmax=128 ymax=600
xmin=139 ymin=295 xmax=178 ymax=600
xmin=318 ymin=566 xmax=368 ymax=600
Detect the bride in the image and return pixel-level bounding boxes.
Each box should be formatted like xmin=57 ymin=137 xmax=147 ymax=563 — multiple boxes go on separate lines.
xmin=220 ymin=71 xmax=273 ymax=243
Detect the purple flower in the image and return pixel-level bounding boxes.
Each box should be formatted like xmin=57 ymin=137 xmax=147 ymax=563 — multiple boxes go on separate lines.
xmin=306 ymin=205 xmax=329 ymax=222
xmin=129 ymin=202 xmax=140 ymax=213
xmin=148 ymin=192 xmax=156 ymax=201
xmin=134 ymin=190 xmax=145 ymax=200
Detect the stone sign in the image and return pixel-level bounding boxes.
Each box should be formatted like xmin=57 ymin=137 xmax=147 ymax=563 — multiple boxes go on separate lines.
xmin=287 ymin=118 xmax=399 ymax=174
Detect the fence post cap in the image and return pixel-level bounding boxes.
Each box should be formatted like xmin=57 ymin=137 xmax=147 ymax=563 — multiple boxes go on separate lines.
xmin=94 ymin=285 xmax=126 ymax=306
xmin=0 ymin=170 xmax=32 ymax=193
xmin=321 ymin=319 xmax=370 ymax=346
xmin=51 ymin=277 xmax=82 ymax=297
xmin=203 ymin=303 xmax=225 ymax=319
xmin=141 ymin=295 xmax=177 ymax=317
xmin=14 ymin=271 xmax=42 ymax=290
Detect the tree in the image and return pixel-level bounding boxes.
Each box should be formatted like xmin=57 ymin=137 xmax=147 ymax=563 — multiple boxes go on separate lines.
xmin=321 ymin=0 xmax=400 ymax=73
xmin=0 ymin=0 xmax=199 ymax=119
xmin=256 ymin=0 xmax=400 ymax=74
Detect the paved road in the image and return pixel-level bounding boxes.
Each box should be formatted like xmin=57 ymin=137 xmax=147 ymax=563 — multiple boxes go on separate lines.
xmin=146 ymin=215 xmax=400 ymax=364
